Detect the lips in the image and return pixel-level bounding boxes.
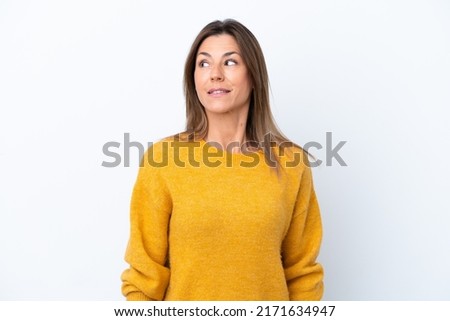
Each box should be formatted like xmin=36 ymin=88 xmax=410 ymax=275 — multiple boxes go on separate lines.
xmin=208 ymin=88 xmax=231 ymax=95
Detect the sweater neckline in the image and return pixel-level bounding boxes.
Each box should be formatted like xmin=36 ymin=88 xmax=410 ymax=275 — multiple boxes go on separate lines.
xmin=199 ymin=138 xmax=264 ymax=159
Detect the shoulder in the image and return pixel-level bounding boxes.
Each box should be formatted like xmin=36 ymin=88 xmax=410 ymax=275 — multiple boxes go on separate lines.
xmin=273 ymin=142 xmax=311 ymax=172
xmin=139 ymin=135 xmax=175 ymax=168
xmin=140 ymin=133 xmax=201 ymax=168
xmin=273 ymin=143 xmax=317 ymax=194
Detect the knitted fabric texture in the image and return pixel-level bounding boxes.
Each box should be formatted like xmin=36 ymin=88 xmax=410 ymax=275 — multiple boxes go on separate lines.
xmin=121 ymin=137 xmax=324 ymax=300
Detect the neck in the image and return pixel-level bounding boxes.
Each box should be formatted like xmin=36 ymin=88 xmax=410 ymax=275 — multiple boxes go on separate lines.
xmin=205 ymin=109 xmax=248 ymax=153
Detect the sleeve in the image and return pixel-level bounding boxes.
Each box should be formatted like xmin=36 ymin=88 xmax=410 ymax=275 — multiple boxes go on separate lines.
xmin=281 ymin=164 xmax=324 ymax=301
xmin=120 ymin=146 xmax=172 ymax=301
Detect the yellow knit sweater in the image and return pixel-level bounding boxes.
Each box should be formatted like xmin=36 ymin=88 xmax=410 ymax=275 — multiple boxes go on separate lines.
xmin=121 ymin=136 xmax=324 ymax=300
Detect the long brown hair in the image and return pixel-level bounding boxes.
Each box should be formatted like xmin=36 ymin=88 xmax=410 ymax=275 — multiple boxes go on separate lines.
xmin=183 ymin=19 xmax=304 ymax=168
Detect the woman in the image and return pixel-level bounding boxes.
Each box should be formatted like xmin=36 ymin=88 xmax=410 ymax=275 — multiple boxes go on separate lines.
xmin=121 ymin=19 xmax=324 ymax=301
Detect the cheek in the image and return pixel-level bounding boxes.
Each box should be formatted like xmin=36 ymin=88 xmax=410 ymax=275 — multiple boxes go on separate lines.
xmin=234 ymin=71 xmax=251 ymax=91
xmin=194 ymin=73 xmax=206 ymax=103
xmin=194 ymin=71 xmax=207 ymax=90
xmin=194 ymin=75 xmax=201 ymax=96
xmin=238 ymin=77 xmax=252 ymax=96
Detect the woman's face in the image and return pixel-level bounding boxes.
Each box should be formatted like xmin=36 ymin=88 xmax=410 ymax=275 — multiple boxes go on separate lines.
xmin=194 ymin=34 xmax=252 ymax=116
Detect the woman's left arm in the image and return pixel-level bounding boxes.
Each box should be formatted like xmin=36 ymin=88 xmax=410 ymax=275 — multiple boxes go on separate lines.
xmin=282 ymin=165 xmax=324 ymax=301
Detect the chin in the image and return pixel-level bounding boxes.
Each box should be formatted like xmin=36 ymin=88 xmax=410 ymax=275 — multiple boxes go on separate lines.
xmin=204 ymin=105 xmax=234 ymax=114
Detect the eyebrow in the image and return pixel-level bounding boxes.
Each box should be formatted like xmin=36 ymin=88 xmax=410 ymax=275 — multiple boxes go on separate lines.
xmin=197 ymin=51 xmax=241 ymax=58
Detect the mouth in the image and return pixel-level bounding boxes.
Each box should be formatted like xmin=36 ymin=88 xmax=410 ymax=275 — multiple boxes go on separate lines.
xmin=208 ymin=88 xmax=231 ymax=95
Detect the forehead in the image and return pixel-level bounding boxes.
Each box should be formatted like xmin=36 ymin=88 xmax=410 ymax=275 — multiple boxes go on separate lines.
xmin=197 ymin=34 xmax=240 ymax=54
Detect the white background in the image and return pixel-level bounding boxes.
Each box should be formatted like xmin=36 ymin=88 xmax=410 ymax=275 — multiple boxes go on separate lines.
xmin=1 ymin=0 xmax=449 ymax=300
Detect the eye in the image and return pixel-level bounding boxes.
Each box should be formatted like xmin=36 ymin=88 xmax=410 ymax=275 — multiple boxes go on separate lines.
xmin=225 ymin=59 xmax=237 ymax=66
xmin=198 ymin=60 xmax=210 ymax=68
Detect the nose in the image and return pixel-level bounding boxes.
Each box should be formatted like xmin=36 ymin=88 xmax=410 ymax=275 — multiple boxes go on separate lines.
xmin=210 ymin=64 xmax=224 ymax=81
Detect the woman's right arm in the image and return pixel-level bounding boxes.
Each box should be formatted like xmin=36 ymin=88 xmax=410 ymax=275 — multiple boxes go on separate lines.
xmin=121 ymin=147 xmax=172 ymax=301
